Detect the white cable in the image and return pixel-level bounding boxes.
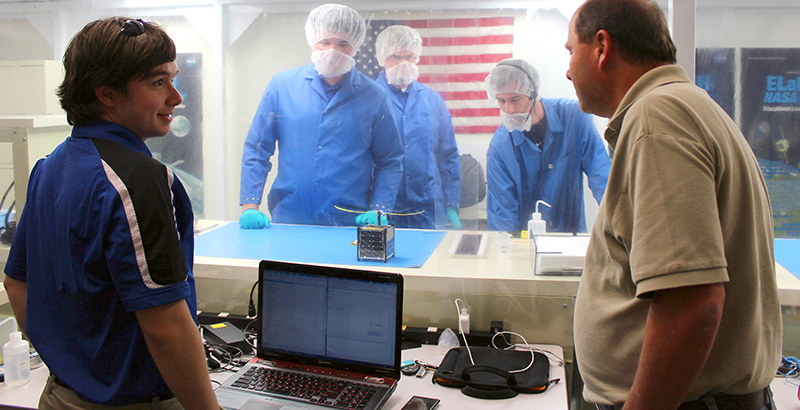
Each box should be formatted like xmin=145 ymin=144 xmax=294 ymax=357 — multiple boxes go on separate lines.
xmin=455 ymin=298 xmax=475 ymax=365
xmin=489 ymin=331 xmax=535 ymax=373
xmin=514 ymin=344 xmax=564 ymax=366
xmin=453 ymin=300 xmax=564 ymax=373
xmin=491 ymin=331 xmax=565 ymax=368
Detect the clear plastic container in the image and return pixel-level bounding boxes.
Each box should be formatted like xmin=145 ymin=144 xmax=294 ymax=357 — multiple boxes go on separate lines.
xmin=496 ymin=238 xmax=513 ymax=258
xmin=437 ymin=327 xmax=460 ymax=354
xmin=3 ymin=331 xmax=31 ymax=387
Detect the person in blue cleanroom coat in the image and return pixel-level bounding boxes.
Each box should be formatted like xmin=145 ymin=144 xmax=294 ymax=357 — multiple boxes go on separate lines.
xmin=374 ymin=25 xmax=462 ymax=230
xmin=239 ymin=4 xmax=403 ymax=228
xmin=484 ymin=58 xmax=611 ymax=233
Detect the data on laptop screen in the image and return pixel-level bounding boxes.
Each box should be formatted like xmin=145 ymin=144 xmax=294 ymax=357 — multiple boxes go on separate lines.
xmin=259 ymin=266 xmax=400 ymax=370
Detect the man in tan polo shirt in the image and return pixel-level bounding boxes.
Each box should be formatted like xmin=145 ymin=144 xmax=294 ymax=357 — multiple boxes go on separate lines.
xmin=566 ymin=0 xmax=782 ymax=409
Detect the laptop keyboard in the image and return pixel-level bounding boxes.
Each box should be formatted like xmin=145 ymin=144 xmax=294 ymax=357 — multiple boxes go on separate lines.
xmin=230 ymin=366 xmax=378 ymax=410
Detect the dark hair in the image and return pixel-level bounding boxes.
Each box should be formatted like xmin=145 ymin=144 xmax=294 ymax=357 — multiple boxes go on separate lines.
xmin=57 ymin=17 xmax=177 ymax=126
xmin=575 ymin=0 xmax=677 ymax=64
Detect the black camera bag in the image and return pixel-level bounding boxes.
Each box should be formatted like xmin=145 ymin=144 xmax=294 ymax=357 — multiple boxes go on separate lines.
xmin=433 ymin=346 xmax=551 ymax=399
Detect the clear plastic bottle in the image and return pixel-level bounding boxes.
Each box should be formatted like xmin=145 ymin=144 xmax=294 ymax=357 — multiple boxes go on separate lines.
xmin=3 ymin=331 xmax=31 ymax=387
xmin=527 ymin=200 xmax=552 ymax=237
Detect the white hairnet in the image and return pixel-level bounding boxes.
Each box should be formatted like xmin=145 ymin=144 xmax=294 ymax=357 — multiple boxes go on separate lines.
xmin=375 ymin=25 xmax=422 ymax=67
xmin=484 ymin=58 xmax=541 ymax=106
xmin=305 ymin=4 xmax=367 ymax=53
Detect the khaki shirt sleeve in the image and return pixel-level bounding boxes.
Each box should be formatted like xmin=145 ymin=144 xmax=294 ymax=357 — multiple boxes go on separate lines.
xmin=627 ymin=131 xmax=729 ymax=296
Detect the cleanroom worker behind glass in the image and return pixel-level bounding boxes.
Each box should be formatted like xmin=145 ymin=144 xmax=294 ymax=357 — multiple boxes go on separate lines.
xmin=484 ymin=58 xmax=611 ymax=233
xmin=239 ymin=3 xmax=403 ymax=228
xmin=374 ymin=25 xmax=462 ymax=230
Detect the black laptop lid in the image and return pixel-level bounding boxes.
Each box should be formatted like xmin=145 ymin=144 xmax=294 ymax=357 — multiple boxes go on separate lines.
xmin=257 ymin=260 xmax=403 ymax=380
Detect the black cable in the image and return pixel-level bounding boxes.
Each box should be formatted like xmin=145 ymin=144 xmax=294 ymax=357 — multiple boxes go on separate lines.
xmin=0 ymin=219 xmax=14 ymax=245
xmin=248 ymin=280 xmax=259 ymax=318
xmin=0 ymin=181 xmax=12 ymax=210
xmin=243 ymin=318 xmax=259 ymax=350
xmin=0 ymin=182 xmax=15 ymax=246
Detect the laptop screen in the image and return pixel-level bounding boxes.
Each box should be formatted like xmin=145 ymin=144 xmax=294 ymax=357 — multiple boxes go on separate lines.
xmin=257 ymin=260 xmax=403 ymax=378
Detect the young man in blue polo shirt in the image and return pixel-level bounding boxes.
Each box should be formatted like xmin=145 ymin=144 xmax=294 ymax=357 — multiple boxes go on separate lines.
xmin=3 ymin=17 xmax=220 ymax=410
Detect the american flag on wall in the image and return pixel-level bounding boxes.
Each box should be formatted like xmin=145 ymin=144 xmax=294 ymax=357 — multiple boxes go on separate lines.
xmin=356 ymin=17 xmax=515 ymax=135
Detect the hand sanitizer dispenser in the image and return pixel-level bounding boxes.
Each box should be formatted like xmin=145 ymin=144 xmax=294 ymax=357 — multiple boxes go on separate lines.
xmin=528 ymin=200 xmax=552 ymax=237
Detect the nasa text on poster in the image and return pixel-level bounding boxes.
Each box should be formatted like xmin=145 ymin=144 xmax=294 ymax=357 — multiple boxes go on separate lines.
xmin=741 ymin=48 xmax=800 ymax=238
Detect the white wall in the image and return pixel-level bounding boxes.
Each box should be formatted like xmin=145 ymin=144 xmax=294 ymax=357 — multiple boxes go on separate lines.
xmin=225 ymin=11 xmax=310 ymax=220
xmin=696 ymin=6 xmax=800 ymax=48
xmin=0 ymin=19 xmax=52 ymax=61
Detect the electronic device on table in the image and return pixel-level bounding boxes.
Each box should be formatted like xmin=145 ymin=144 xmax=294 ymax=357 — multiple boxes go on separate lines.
xmin=449 ymin=232 xmax=488 ymax=258
xmin=357 ymin=218 xmax=395 ymax=262
xmin=215 ymin=260 xmax=404 ymax=410
xmin=400 ymin=396 xmax=440 ymax=410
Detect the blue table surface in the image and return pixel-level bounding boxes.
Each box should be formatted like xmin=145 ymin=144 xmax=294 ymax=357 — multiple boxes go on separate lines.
xmin=195 ymin=224 xmax=799 ymax=276
xmin=775 ymin=239 xmax=800 ymax=280
xmin=194 ymin=222 xmax=446 ymax=269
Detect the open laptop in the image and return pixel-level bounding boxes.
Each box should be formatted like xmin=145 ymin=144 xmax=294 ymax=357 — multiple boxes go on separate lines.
xmin=215 ymin=260 xmax=403 ymax=410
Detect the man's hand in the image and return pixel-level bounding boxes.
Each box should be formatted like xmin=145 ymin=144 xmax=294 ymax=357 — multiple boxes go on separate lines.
xmin=136 ymin=300 xmax=222 ymax=410
xmin=623 ymin=283 xmax=725 ymax=410
xmin=3 ymin=275 xmax=27 ymax=336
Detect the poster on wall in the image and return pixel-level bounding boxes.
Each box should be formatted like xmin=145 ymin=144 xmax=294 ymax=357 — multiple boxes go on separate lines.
xmin=740 ymin=48 xmax=800 ymax=238
xmin=696 ymin=48 xmax=735 ymax=119
xmin=146 ymin=52 xmax=204 ymax=218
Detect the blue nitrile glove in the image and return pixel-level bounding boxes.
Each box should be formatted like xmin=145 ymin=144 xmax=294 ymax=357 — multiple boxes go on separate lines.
xmin=355 ymin=210 xmax=389 ymax=226
xmin=446 ymin=208 xmax=462 ymax=230
xmin=239 ymin=209 xmax=270 ymax=229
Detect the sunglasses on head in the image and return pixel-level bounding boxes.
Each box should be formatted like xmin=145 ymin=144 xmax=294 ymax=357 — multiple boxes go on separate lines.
xmin=121 ymin=19 xmax=146 ymax=37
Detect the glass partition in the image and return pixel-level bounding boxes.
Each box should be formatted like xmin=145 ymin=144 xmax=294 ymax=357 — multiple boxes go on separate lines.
xmin=0 ymin=0 xmax=608 ymax=234
xmin=696 ymin=0 xmax=800 ymax=240
xmin=695 ymin=0 xmax=800 ymax=365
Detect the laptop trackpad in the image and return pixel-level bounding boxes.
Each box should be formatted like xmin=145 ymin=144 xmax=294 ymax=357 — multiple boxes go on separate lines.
xmin=239 ymin=399 xmax=284 ymax=410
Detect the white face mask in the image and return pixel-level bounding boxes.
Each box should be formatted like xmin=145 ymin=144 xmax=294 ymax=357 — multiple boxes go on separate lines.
xmin=311 ymin=49 xmax=356 ymax=78
xmin=501 ymin=110 xmax=532 ymax=132
xmin=385 ymin=61 xmax=419 ymax=88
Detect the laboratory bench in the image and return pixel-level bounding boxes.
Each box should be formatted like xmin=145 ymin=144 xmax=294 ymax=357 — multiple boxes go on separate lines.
xmin=190 ymin=220 xmax=800 ymax=302
xmin=3 ymin=221 xmax=800 ymax=356
xmin=189 ymin=221 xmax=800 ymax=356
xmin=2 ymin=220 xmax=800 ymax=410
xmin=1 ymin=341 xmax=798 ymax=410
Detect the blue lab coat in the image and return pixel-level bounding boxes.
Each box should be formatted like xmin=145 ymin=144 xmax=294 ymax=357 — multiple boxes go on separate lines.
xmin=240 ymin=64 xmax=404 ymax=226
xmin=377 ymin=73 xmax=461 ymax=229
xmin=486 ymin=98 xmax=611 ymax=233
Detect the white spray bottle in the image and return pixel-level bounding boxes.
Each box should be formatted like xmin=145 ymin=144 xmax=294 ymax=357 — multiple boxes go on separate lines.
xmin=528 ymin=200 xmax=552 ymax=237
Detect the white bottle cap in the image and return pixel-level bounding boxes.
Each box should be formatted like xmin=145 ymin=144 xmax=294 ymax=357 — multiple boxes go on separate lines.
xmin=10 ymin=331 xmax=21 ymax=343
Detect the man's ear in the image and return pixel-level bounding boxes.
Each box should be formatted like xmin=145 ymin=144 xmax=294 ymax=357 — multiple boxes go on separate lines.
xmin=595 ymin=29 xmax=613 ymax=69
xmin=94 ymin=85 xmax=116 ymax=109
